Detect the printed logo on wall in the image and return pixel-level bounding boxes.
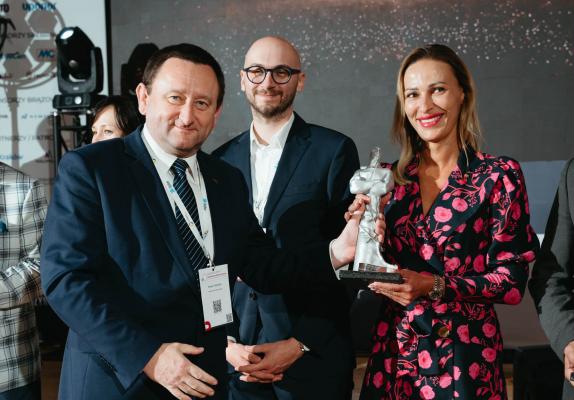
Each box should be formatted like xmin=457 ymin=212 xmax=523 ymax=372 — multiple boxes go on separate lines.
xmin=0 ymin=15 xmax=16 ymax=53
xmin=0 ymin=1 xmax=107 ymax=196
xmin=0 ymin=2 xmax=62 ymax=89
xmin=0 ymin=1 xmax=66 ymax=188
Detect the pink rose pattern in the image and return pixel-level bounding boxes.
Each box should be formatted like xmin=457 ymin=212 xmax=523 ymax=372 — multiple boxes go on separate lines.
xmin=361 ymin=153 xmax=538 ymax=400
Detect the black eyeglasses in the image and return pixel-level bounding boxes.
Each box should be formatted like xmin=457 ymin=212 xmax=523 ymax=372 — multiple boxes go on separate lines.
xmin=242 ymin=65 xmax=301 ymax=84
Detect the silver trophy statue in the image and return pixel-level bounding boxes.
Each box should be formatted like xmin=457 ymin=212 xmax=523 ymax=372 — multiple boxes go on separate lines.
xmin=339 ymin=148 xmax=402 ymax=284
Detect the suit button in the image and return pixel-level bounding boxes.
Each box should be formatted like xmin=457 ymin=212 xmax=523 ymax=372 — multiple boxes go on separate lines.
xmin=437 ymin=326 xmax=450 ymax=338
xmin=249 ymin=292 xmax=257 ymax=300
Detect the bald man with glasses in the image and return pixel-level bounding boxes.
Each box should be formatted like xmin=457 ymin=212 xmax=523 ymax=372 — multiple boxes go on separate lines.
xmin=213 ymin=36 xmax=359 ymax=400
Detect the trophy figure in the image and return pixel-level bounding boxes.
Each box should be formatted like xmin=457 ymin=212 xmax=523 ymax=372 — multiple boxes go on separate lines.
xmin=339 ymin=148 xmax=402 ymax=283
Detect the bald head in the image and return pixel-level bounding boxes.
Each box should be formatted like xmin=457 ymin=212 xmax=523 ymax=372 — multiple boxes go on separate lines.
xmin=244 ymin=36 xmax=301 ymax=69
xmin=241 ymin=36 xmax=305 ymax=121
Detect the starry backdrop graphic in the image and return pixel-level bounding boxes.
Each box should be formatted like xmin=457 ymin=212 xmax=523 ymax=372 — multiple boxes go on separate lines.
xmin=111 ymin=0 xmax=573 ymax=164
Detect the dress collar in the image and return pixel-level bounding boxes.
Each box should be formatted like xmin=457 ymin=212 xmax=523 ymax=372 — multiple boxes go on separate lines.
xmin=404 ymin=148 xmax=480 ymax=180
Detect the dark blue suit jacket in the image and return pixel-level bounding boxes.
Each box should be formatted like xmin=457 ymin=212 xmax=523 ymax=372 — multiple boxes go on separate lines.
xmin=213 ymin=114 xmax=359 ymax=384
xmin=530 ymin=158 xmax=574 ymax=400
xmin=40 ymin=129 xmax=337 ymax=400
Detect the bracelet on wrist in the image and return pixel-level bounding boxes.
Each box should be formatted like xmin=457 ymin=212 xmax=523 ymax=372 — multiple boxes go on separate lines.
xmin=428 ymin=274 xmax=445 ymax=301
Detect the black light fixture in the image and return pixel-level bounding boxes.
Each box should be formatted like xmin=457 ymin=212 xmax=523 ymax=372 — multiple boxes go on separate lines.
xmin=52 ymin=26 xmax=104 ymax=109
xmin=121 ymin=43 xmax=159 ymax=97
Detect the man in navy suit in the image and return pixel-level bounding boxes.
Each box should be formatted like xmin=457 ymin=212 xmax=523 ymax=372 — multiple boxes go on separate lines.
xmin=530 ymin=159 xmax=574 ymax=399
xmin=40 ymin=43 xmax=361 ymax=400
xmin=213 ymin=37 xmax=359 ymax=400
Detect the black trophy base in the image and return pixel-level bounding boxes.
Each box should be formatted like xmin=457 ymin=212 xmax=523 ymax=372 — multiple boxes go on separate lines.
xmin=339 ymin=268 xmax=403 ymax=289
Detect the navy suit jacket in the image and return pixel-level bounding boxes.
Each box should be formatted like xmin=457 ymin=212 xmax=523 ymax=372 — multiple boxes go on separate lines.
xmin=213 ymin=113 xmax=359 ymax=381
xmin=40 ymin=129 xmax=337 ymax=400
xmin=530 ymin=158 xmax=574 ymax=400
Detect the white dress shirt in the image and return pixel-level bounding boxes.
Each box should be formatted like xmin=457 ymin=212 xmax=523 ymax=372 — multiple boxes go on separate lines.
xmin=141 ymin=125 xmax=214 ymax=261
xmin=250 ymin=113 xmax=294 ymax=225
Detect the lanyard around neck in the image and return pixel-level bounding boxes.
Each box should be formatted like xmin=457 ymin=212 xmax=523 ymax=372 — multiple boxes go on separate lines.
xmin=163 ymin=173 xmax=213 ymax=267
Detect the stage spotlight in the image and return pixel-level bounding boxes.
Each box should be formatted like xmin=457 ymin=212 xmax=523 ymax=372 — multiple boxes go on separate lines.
xmin=53 ymin=26 xmax=104 ymax=109
xmin=121 ymin=43 xmax=158 ymax=97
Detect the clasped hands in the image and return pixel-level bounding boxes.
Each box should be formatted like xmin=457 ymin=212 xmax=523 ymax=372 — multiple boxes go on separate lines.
xmin=346 ymin=194 xmax=435 ymax=306
xmin=142 ymin=338 xmax=304 ymax=398
xmin=226 ymin=337 xmax=304 ymax=383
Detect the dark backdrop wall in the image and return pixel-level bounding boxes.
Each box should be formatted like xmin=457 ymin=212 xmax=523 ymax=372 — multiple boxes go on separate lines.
xmin=110 ymin=0 xmax=573 ymax=161
xmin=110 ymin=0 xmax=573 ymax=229
xmin=109 ymin=0 xmax=574 ymax=347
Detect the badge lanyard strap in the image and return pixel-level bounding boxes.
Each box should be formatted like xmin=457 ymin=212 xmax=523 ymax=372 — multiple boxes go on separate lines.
xmin=164 ymin=175 xmax=214 ymax=269
xmin=148 ymin=151 xmax=213 ymax=267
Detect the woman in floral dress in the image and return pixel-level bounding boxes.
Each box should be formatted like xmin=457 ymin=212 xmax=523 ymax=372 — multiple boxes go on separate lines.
xmin=359 ymin=44 xmax=539 ymax=399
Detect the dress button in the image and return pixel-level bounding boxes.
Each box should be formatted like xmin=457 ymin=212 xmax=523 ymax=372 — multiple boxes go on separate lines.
xmin=437 ymin=326 xmax=450 ymax=338
xmin=249 ymin=292 xmax=257 ymax=300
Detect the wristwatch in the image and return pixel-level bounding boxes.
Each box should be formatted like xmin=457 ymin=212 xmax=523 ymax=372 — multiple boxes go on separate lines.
xmin=297 ymin=340 xmax=310 ymax=353
xmin=428 ymin=274 xmax=445 ymax=301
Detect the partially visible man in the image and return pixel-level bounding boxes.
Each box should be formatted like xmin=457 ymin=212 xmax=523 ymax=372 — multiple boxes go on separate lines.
xmin=213 ymin=36 xmax=359 ymax=400
xmin=530 ymin=159 xmax=574 ymax=400
xmin=0 ymin=162 xmax=46 ymax=400
xmin=40 ymin=43 xmax=360 ymax=400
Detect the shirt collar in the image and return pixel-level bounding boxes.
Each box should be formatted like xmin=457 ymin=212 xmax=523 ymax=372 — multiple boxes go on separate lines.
xmin=249 ymin=113 xmax=294 ymax=151
xmin=142 ymin=124 xmax=198 ymax=177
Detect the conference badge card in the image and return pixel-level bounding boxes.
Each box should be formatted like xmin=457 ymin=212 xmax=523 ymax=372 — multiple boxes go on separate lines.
xmin=198 ymin=264 xmax=233 ymax=331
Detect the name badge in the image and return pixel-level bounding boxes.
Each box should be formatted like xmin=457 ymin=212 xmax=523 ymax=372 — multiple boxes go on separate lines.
xmin=198 ymin=264 xmax=233 ymax=331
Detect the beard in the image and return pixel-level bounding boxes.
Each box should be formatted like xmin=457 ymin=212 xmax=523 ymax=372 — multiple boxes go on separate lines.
xmin=247 ymin=88 xmax=296 ymax=119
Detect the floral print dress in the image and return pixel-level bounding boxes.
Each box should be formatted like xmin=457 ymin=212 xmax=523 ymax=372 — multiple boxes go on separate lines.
xmin=360 ymin=151 xmax=538 ymax=400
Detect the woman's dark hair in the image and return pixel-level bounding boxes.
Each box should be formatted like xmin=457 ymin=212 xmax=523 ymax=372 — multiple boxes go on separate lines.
xmin=92 ymin=95 xmax=142 ymax=135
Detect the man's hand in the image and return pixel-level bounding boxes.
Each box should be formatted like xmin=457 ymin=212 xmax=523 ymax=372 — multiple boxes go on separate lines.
xmin=344 ymin=194 xmax=369 ymax=222
xmin=237 ymin=338 xmax=303 ymax=382
xmin=332 ymin=195 xmax=367 ymax=268
xmin=564 ymin=341 xmax=574 ymax=386
xmin=226 ymin=340 xmax=262 ymax=370
xmin=143 ymin=342 xmax=218 ymax=399
xmin=334 ymin=193 xmax=391 ymax=268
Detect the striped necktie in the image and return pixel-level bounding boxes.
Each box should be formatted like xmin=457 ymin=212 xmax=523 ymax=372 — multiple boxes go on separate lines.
xmin=171 ymin=158 xmax=209 ymax=271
